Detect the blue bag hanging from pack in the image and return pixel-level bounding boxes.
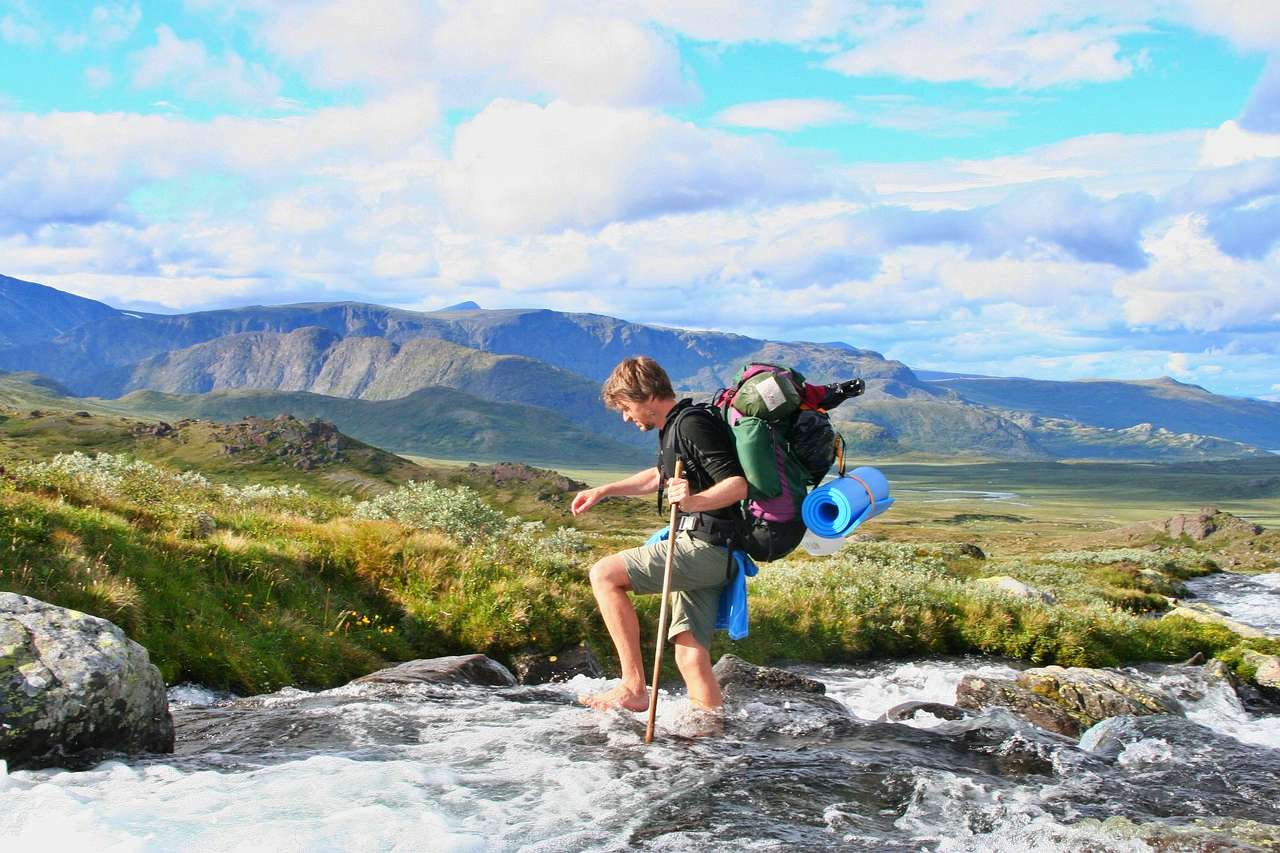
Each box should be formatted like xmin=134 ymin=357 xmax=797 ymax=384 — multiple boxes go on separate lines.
xmin=645 ymin=529 xmax=758 ymax=640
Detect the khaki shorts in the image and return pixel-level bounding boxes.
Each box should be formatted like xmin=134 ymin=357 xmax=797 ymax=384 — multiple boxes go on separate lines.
xmin=619 ymin=531 xmax=730 ymax=650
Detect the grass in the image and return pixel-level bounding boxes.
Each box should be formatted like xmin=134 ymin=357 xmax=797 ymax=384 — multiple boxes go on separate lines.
xmin=2 ymin=406 xmax=1277 ymax=696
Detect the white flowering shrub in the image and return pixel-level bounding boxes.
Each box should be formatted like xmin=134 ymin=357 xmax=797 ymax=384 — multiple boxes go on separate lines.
xmin=1043 ymin=548 xmax=1177 ymax=569
xmin=353 ymin=481 xmax=508 ymax=544
xmin=16 ymin=451 xmax=212 ymax=504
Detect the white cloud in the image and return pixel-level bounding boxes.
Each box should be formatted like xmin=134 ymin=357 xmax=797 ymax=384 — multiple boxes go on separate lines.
xmin=0 ymin=13 xmax=41 ymax=47
xmin=131 ymin=25 xmax=282 ymax=107
xmin=440 ymin=99 xmax=826 ymax=234
xmin=247 ymin=0 xmax=691 ymax=107
xmin=1116 ymin=214 xmax=1280 ymax=332
xmin=1200 ymin=120 xmax=1280 ymax=168
xmin=823 ymin=5 xmax=1139 ymax=89
xmin=84 ymin=66 xmax=114 ymax=89
xmin=715 ymin=98 xmax=856 ymax=131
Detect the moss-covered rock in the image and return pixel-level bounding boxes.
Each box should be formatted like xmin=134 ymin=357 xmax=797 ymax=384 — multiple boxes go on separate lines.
xmin=1 ymin=592 xmax=173 ymax=770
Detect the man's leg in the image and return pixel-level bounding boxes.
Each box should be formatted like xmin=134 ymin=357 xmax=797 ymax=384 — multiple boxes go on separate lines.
xmin=672 ymin=631 xmax=723 ymax=710
xmin=579 ymin=553 xmax=649 ymax=711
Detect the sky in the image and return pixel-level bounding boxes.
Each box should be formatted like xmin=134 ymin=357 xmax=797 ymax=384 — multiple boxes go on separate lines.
xmin=2 ymin=2 xmax=1279 ymax=400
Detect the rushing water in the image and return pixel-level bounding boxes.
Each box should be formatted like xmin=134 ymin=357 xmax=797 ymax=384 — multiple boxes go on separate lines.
xmin=1185 ymin=571 xmax=1280 ymax=634
xmin=4 ymin=607 xmax=1279 ymax=850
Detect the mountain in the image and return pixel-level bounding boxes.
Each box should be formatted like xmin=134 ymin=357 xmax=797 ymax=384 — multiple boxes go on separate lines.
xmin=0 ymin=274 xmax=121 ymax=347
xmin=1 ymin=274 xmax=1276 ymax=463
xmin=926 ymin=374 xmax=1280 ymax=449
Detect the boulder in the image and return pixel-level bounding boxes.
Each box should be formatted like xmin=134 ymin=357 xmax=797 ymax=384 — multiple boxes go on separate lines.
xmin=956 ymin=543 xmax=986 ymax=560
xmin=955 ymin=675 xmax=1083 ymax=737
xmin=974 ymin=575 xmax=1056 ymax=604
xmin=509 ymin=646 xmax=604 ymax=685
xmin=1242 ymin=650 xmax=1280 ymax=701
xmin=712 ymin=654 xmax=825 ymax=694
xmin=1017 ymin=666 xmax=1179 ymax=730
xmin=1 ymin=593 xmax=173 ymax=770
xmin=354 ymin=654 xmax=516 ymax=687
xmin=881 ymin=700 xmax=969 ymax=723
xmin=1163 ymin=603 xmax=1266 ymax=639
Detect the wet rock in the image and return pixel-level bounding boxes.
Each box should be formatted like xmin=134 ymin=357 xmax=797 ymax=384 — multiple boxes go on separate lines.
xmin=1017 ymin=666 xmax=1179 ymax=731
xmin=354 ymin=654 xmax=516 ymax=688
xmin=1242 ymin=650 xmax=1280 ymax=701
xmin=1164 ymin=602 xmax=1267 ymax=639
xmin=881 ymin=700 xmax=969 ymax=723
xmin=974 ymin=575 xmax=1056 ymax=604
xmin=955 ymin=675 xmax=1083 ymax=737
xmin=509 ymin=646 xmax=604 ymax=685
xmin=712 ymin=654 xmax=825 ymax=694
xmin=1 ymin=593 xmax=174 ymax=770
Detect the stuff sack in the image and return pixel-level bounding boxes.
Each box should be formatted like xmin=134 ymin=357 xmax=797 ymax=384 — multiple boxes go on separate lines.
xmin=712 ymin=363 xmax=864 ymax=562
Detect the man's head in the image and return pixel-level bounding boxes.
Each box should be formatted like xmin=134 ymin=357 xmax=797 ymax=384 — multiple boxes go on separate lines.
xmin=602 ymin=356 xmax=675 ymax=431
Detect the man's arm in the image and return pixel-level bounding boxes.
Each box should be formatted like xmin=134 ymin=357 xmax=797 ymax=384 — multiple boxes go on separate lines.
xmin=663 ymin=474 xmax=747 ymax=513
xmin=570 ymin=466 xmax=661 ymax=516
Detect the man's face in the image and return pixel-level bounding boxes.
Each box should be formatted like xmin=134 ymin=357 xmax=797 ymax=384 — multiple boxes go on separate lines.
xmin=619 ymin=398 xmax=660 ymax=431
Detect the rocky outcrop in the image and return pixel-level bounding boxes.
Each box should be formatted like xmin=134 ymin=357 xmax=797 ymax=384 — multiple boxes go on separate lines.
xmin=1164 ymin=506 xmax=1262 ymax=541
xmin=955 ymin=675 xmax=1084 ymax=737
xmin=974 ymin=575 xmax=1056 ymax=604
xmin=1 ymin=593 xmax=174 ymax=770
xmin=354 ymin=654 xmax=517 ymax=687
xmin=713 ymin=654 xmax=825 ymax=694
xmin=956 ymin=666 xmax=1180 ymax=738
xmin=509 ymin=646 xmax=603 ymax=685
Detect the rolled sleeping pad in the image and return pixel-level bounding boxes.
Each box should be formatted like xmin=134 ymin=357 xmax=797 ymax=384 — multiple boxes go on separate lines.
xmin=801 ymin=466 xmax=894 ymax=539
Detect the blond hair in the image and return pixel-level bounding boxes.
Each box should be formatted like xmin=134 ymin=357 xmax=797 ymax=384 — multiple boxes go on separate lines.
xmin=601 ymin=356 xmax=674 ymax=410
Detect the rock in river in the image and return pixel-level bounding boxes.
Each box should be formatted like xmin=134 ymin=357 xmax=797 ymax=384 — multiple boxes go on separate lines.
xmin=1 ymin=592 xmax=174 ymax=770
xmin=355 ymin=654 xmax=517 ymax=687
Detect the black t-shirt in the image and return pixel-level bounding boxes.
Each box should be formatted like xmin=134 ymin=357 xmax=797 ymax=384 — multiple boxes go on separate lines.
xmin=658 ymin=399 xmax=744 ymax=522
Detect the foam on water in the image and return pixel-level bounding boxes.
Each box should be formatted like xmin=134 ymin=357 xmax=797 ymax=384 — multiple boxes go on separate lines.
xmin=1147 ymin=666 xmax=1280 ymax=749
xmin=806 ymin=658 xmax=1020 ymax=725
xmin=1184 ymin=571 xmax=1280 ymax=633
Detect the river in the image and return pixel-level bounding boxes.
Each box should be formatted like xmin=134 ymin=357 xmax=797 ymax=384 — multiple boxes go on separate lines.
xmin=3 ymin=578 xmax=1278 ymax=851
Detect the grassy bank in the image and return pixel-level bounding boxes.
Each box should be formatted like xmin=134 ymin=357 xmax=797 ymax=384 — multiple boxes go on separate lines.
xmin=3 ymin=444 xmax=1277 ymax=695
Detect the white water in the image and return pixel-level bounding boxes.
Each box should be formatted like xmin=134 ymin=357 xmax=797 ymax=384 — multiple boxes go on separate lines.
xmin=1184 ymin=571 xmax=1280 ymax=634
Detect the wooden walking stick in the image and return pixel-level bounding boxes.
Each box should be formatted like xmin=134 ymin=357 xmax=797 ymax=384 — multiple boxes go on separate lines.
xmin=644 ymin=458 xmax=683 ymax=744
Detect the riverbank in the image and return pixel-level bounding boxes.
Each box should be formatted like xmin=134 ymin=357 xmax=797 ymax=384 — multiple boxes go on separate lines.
xmin=3 ymin=451 xmax=1277 ymax=695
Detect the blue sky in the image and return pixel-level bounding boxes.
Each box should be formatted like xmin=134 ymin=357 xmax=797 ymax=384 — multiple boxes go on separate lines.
xmin=2 ymin=1 xmax=1279 ymax=399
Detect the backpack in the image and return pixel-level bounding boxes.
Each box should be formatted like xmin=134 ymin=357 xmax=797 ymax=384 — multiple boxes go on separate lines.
xmin=711 ymin=363 xmax=864 ymax=562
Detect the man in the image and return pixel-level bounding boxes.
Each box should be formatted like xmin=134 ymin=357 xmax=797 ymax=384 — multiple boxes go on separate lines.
xmin=571 ymin=356 xmax=747 ymax=712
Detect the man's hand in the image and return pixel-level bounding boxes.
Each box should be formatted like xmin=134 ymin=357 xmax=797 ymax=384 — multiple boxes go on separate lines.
xmin=664 ymin=476 xmax=690 ymax=507
xmin=571 ymin=486 xmax=608 ymax=516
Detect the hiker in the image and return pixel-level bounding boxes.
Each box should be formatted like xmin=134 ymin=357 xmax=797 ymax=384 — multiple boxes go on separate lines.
xmin=570 ymin=356 xmax=746 ymax=712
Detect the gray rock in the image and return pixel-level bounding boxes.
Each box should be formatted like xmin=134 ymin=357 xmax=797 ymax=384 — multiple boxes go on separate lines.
xmin=974 ymin=575 xmax=1056 ymax=604
xmin=509 ymin=646 xmax=604 ymax=685
xmin=1 ymin=593 xmax=173 ymax=770
xmin=1017 ymin=665 xmax=1179 ymax=730
xmin=712 ymin=654 xmax=825 ymax=694
xmin=955 ymin=675 xmax=1083 ymax=737
xmin=956 ymin=543 xmax=986 ymax=560
xmin=354 ymin=654 xmax=516 ymax=687
xmin=881 ymin=700 xmax=969 ymax=722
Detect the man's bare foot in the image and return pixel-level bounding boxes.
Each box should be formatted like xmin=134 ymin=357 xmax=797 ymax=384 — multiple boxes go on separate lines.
xmin=578 ymin=682 xmax=649 ymax=712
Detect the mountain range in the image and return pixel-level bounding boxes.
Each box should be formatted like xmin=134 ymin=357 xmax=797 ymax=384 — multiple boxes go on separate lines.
xmin=2 ymin=272 xmax=1277 ymax=466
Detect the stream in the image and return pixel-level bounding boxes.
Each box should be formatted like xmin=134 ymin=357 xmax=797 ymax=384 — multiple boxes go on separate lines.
xmin=3 ymin=576 xmax=1279 ymax=851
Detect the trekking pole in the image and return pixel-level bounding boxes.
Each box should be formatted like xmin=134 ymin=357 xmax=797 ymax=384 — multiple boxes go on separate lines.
xmin=644 ymin=458 xmax=683 ymax=744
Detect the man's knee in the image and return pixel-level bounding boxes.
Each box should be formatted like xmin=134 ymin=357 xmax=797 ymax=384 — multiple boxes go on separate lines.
xmin=589 ymin=555 xmax=631 ymax=591
xmin=672 ymin=633 xmax=709 ymax=670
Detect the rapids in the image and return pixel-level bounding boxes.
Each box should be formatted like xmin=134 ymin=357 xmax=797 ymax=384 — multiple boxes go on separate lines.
xmin=3 ymin=579 xmax=1279 ymax=851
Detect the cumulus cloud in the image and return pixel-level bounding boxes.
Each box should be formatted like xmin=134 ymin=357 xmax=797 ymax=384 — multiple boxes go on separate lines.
xmin=714 ymin=99 xmax=857 ymax=131
xmin=243 ymin=0 xmax=691 ymax=107
xmin=1201 ymin=120 xmax=1280 ymax=168
xmin=1116 ymin=215 xmax=1280 ymax=332
xmin=131 ymin=25 xmax=281 ymax=107
xmin=823 ymin=5 xmax=1139 ymax=89
xmin=440 ymin=99 xmax=828 ymax=234
xmin=55 ymin=2 xmax=141 ymax=51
